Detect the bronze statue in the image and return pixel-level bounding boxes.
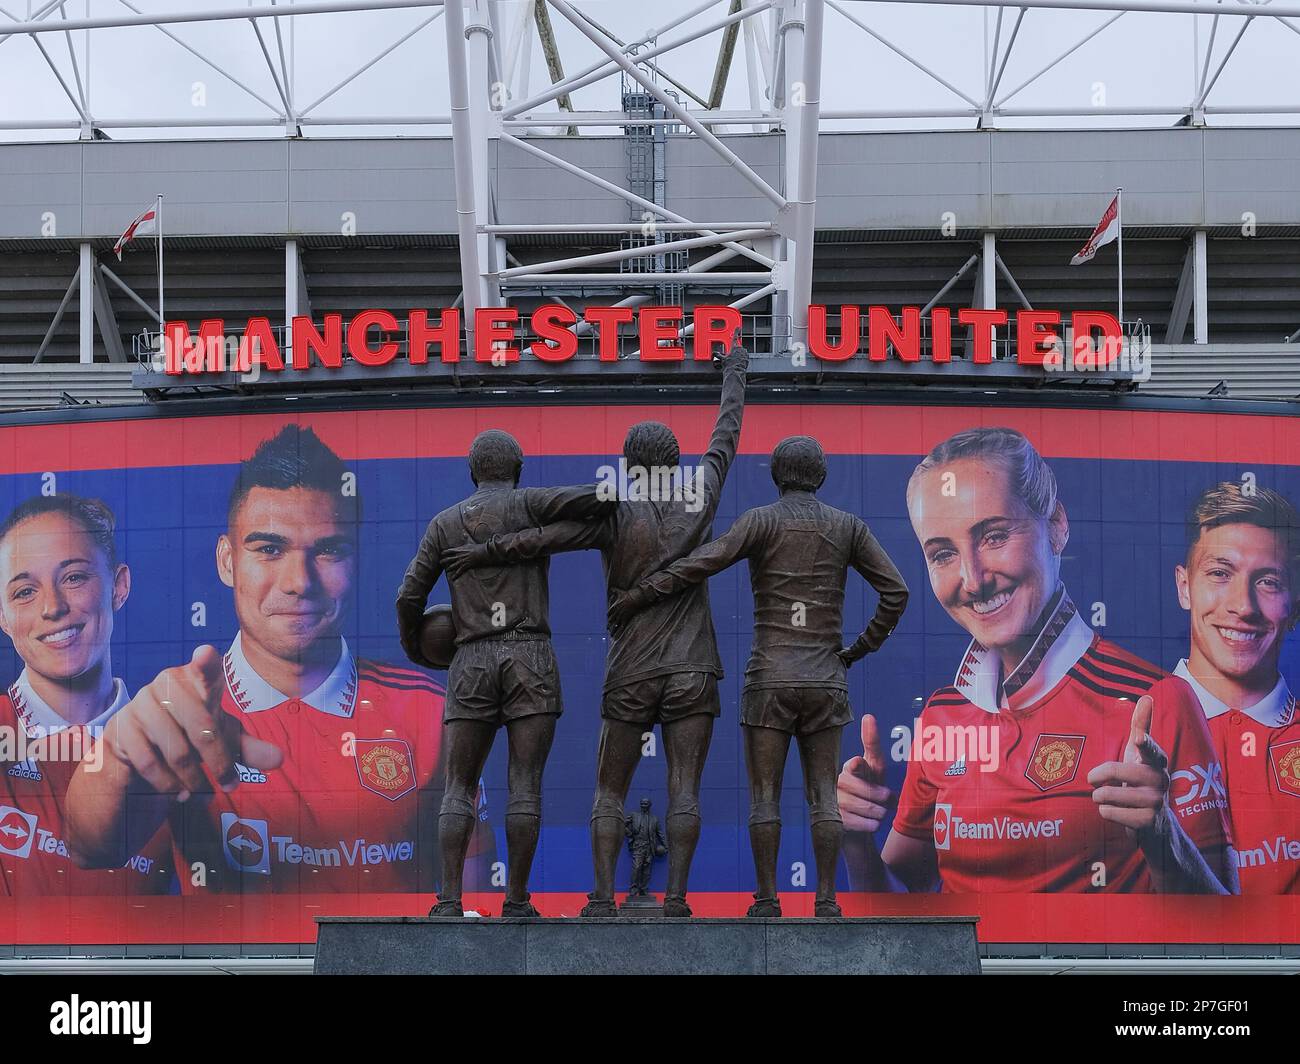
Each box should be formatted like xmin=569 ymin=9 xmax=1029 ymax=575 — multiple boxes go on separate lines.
xmin=624 ymin=797 xmax=667 ymax=903
xmin=395 ymin=430 xmax=609 ymax=918
xmin=442 ymin=346 xmax=750 ymax=918
xmin=608 ymin=436 xmax=909 ymax=917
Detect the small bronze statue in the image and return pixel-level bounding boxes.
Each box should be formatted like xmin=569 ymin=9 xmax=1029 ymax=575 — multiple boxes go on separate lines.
xmin=608 ymin=436 xmax=909 ymax=918
xmin=395 ymin=430 xmax=608 ymax=918
xmin=442 ymin=346 xmax=750 ymax=919
xmin=624 ymin=797 xmax=667 ymax=904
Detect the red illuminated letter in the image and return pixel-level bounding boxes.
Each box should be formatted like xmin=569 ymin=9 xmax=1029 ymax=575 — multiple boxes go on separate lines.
xmin=347 ymin=309 xmax=400 ymax=367
xmin=583 ymin=307 xmax=634 ymax=362
xmin=475 ymin=307 xmax=520 ymax=363
xmin=957 ymin=309 xmax=1008 ymax=364
xmin=240 ymin=317 xmax=284 ymax=373
xmin=292 ymin=314 xmax=343 ymax=370
xmin=691 ymin=305 xmax=742 ymax=362
xmin=408 ymin=308 xmax=460 ymax=364
xmin=809 ymin=304 xmax=859 ymax=361
xmin=530 ymin=304 xmax=578 ymax=363
xmin=868 ymin=306 xmax=922 ymax=362
xmin=163 ymin=319 xmax=227 ymax=375
xmin=1071 ymin=311 xmax=1124 ymax=369
xmin=639 ymin=306 xmax=684 ymax=361
xmin=1016 ymin=310 xmax=1061 ymax=367
xmin=930 ymin=308 xmax=952 ymax=363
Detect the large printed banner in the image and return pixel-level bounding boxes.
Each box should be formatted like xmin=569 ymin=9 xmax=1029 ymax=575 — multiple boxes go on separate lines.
xmin=0 ymin=402 xmax=1297 ymax=945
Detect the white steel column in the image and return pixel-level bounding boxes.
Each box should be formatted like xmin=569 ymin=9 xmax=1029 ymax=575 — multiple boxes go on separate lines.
xmin=774 ymin=1 xmax=801 ymax=349
xmin=78 ymin=241 xmax=93 ymax=363
xmin=741 ymin=0 xmax=764 ymax=132
xmin=466 ymin=0 xmax=499 ymax=305
xmin=788 ymin=0 xmax=824 ymax=353
xmin=285 ymin=239 xmax=298 ymax=326
xmin=982 ymin=232 xmax=997 ymax=308
xmin=1193 ymin=228 xmax=1208 ymax=344
xmin=444 ymin=0 xmax=487 ymax=347
xmin=285 ymin=239 xmax=311 ymax=327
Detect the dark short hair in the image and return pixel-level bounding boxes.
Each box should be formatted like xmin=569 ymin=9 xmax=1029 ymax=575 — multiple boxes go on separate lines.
xmin=468 ymin=430 xmax=523 ymax=486
xmin=623 ymin=421 xmax=680 ymax=470
xmin=0 ymin=494 xmax=119 ymax=568
xmin=771 ymin=436 xmax=827 ymax=492
xmin=228 ymin=425 xmax=359 ymax=528
xmin=1186 ymin=482 xmax=1300 ymax=586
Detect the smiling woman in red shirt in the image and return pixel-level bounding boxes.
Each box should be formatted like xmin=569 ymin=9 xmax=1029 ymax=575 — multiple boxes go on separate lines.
xmin=0 ymin=494 xmax=171 ymax=896
xmin=838 ymin=427 xmax=1237 ymax=895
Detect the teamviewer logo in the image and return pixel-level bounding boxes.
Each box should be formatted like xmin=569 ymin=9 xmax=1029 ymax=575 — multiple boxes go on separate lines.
xmin=221 ymin=813 xmax=270 ymax=875
xmin=933 ymin=803 xmax=952 ymax=851
xmin=0 ymin=805 xmax=37 ymax=859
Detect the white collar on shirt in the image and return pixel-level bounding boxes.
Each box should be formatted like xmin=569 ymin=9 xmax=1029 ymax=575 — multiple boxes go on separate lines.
xmin=953 ymin=585 xmax=1096 ymax=714
xmin=8 ymin=668 xmax=129 ymax=738
xmin=223 ymin=632 xmax=358 ymax=717
xmin=1173 ymin=659 xmax=1295 ymax=727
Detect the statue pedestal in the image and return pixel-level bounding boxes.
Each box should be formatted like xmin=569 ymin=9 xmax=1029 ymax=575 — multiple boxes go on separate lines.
xmin=617 ymin=893 xmax=663 ymax=916
xmin=314 ymin=916 xmax=980 ymax=975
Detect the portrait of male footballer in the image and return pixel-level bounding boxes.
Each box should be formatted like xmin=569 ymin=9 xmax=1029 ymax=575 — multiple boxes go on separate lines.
xmin=1171 ymin=482 xmax=1300 ymax=894
xmin=66 ymin=424 xmax=493 ymax=898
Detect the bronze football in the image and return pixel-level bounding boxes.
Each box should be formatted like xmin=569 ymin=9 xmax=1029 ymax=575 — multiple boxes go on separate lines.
xmin=419 ymin=603 xmax=457 ymax=669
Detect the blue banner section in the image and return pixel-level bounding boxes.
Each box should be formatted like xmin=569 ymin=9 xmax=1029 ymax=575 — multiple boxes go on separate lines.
xmin=2 ymin=450 xmax=1297 ymax=894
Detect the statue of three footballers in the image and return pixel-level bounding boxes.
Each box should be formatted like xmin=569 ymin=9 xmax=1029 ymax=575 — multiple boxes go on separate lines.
xmin=397 ymin=345 xmax=910 ymax=917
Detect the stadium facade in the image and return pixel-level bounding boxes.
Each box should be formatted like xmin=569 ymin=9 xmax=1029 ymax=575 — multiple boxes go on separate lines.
xmin=2 ymin=127 xmax=1299 ymax=400
xmin=0 ymin=0 xmax=1298 ymax=971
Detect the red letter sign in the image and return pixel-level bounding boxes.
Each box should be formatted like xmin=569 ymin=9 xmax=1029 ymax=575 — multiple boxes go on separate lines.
xmin=530 ymin=304 xmax=578 ymax=363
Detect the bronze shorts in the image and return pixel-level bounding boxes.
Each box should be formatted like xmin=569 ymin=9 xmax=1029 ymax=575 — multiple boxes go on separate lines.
xmin=601 ymin=671 xmax=721 ymax=726
xmin=445 ymin=636 xmax=562 ymax=724
xmin=740 ymin=686 xmax=851 ymax=736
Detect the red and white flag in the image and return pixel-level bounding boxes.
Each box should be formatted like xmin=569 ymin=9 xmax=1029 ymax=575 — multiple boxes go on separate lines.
xmin=113 ymin=199 xmax=159 ymax=260
xmin=1070 ymin=194 xmax=1120 ymax=265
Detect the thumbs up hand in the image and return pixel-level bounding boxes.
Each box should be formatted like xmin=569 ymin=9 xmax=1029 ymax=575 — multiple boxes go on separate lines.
xmin=837 ymin=714 xmax=896 ymax=834
xmin=1087 ymin=695 xmax=1172 ymax=838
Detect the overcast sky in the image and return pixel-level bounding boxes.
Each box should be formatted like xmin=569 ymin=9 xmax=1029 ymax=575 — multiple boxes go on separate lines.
xmin=0 ymin=0 xmax=1296 ymax=140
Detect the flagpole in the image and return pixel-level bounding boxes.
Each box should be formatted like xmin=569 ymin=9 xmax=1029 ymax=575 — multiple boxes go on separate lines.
xmin=156 ymin=193 xmax=164 ymax=360
xmin=1116 ymin=186 xmax=1123 ymax=326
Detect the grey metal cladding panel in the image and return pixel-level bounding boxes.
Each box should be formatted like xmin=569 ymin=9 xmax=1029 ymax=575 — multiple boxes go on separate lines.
xmin=495 ymin=137 xmax=639 ymax=224
xmin=288 ymin=138 xmax=457 ymax=234
xmin=815 ymin=133 xmax=989 ymax=229
xmin=81 ymin=140 xmax=289 ymax=237
xmin=1202 ymin=128 xmax=1300 ymax=160
xmin=665 ymin=135 xmax=783 ymax=219
xmin=0 ymin=144 xmax=82 ymax=240
xmin=817 ymin=131 xmax=991 ymax=165
xmin=817 ymin=176 xmax=987 ymax=230
xmin=1202 ymin=130 xmax=1300 ymax=227
xmin=495 ymin=135 xmax=781 ymax=220
xmin=663 ymin=165 xmax=781 ymax=218
xmin=989 ymin=129 xmax=1204 ymax=228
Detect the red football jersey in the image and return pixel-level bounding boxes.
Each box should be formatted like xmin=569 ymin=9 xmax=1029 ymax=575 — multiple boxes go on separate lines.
xmin=1176 ymin=661 xmax=1300 ymax=894
xmin=168 ymin=636 xmax=482 ymax=895
xmin=0 ymin=673 xmax=173 ymax=896
xmin=893 ymin=594 xmax=1231 ymax=894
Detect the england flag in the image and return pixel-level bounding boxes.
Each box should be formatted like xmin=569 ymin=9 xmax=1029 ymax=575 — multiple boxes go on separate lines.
xmin=112 ymin=199 xmax=159 ymax=260
xmin=1069 ymin=194 xmax=1120 ymax=265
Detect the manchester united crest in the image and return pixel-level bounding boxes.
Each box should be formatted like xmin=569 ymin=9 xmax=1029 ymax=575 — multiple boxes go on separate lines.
xmin=1270 ymin=740 xmax=1300 ymax=799
xmin=355 ymin=738 xmax=416 ymax=801
xmin=1025 ymin=733 xmax=1086 ymax=791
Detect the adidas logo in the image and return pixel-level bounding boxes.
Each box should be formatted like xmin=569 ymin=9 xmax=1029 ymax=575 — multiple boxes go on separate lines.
xmin=944 ymin=756 xmax=967 ymax=778
xmin=7 ymin=759 xmax=42 ymax=782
